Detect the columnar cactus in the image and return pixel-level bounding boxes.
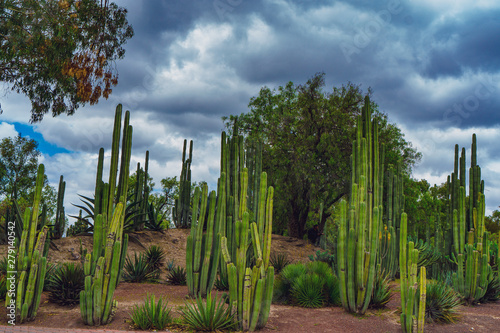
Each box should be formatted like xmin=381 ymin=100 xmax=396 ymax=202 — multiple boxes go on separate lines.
xmin=380 ymin=162 xmax=404 ymax=279
xmin=173 ymin=139 xmax=193 ymax=228
xmin=221 ymin=170 xmax=274 ymax=331
xmin=79 ymin=104 xmax=132 ymax=325
xmin=337 ymin=96 xmax=384 ymax=315
xmin=186 ymin=178 xmax=224 ymax=297
xmin=5 ymin=164 xmax=49 ymax=323
xmin=448 ymin=134 xmax=492 ymax=304
xmin=400 ymin=212 xmax=426 ymax=333
xmin=51 ymin=175 xmax=66 ymax=239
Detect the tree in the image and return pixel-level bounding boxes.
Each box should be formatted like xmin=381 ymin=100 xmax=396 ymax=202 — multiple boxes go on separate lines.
xmin=0 ymin=0 xmax=134 ymax=122
xmin=485 ymin=208 xmax=500 ymax=235
xmin=0 ymin=134 xmax=40 ymax=200
xmin=225 ymin=73 xmax=421 ymax=238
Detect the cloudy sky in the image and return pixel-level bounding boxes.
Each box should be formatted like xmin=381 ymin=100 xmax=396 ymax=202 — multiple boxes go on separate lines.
xmin=1 ymin=0 xmax=500 ymax=220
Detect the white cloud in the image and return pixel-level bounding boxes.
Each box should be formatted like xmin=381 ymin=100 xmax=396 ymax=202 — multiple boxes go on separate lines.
xmin=0 ymin=122 xmax=18 ymax=139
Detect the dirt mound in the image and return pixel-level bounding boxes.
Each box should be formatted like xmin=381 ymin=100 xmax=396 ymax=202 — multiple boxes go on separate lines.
xmin=0 ymin=229 xmax=322 ymax=268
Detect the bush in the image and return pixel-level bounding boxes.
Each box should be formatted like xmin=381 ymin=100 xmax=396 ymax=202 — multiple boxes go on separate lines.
xmin=166 ymin=266 xmax=186 ymax=286
xmin=46 ymin=263 xmax=85 ymax=305
xmin=275 ymin=261 xmax=340 ymax=307
xmin=292 ymin=273 xmax=325 ymax=308
xmin=181 ymin=292 xmax=235 ymax=331
xmin=422 ymin=280 xmax=461 ymax=323
xmin=0 ymin=275 xmax=6 ymax=300
xmin=129 ymin=293 xmax=172 ymax=330
xmin=123 ymin=252 xmax=157 ymax=283
xmin=369 ymin=269 xmax=393 ymax=308
xmin=270 ymin=252 xmax=292 ymax=274
xmin=308 ymin=250 xmax=335 ymax=268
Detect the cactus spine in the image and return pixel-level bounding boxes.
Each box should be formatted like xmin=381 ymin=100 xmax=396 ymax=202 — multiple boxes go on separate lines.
xmin=173 ymin=139 xmax=193 ymax=228
xmin=186 ymin=178 xmax=223 ymax=297
xmin=5 ymin=164 xmax=49 ymax=323
xmin=221 ymin=170 xmax=274 ymax=331
xmin=338 ymin=96 xmax=384 ymax=315
xmin=79 ymin=105 xmax=131 ymax=325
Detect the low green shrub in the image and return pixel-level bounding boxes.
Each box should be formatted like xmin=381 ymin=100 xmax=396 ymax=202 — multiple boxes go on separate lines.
xmin=274 ymin=261 xmax=340 ymax=307
xmin=478 ymin=271 xmax=500 ymax=303
xmin=308 ymin=250 xmax=335 ymax=268
xmin=214 ymin=275 xmax=229 ymax=291
xmin=129 ymin=293 xmax=172 ymax=330
xmin=181 ymin=292 xmax=235 ymax=331
xmin=46 ymin=263 xmax=85 ymax=305
xmin=292 ymin=273 xmax=325 ymax=308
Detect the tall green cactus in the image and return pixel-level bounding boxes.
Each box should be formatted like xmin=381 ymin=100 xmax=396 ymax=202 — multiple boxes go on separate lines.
xmin=186 ymin=179 xmax=223 ymax=297
xmin=79 ymin=104 xmax=132 ymax=325
xmin=400 ymin=212 xmax=426 ymax=333
xmin=221 ymin=170 xmax=274 ymax=331
xmin=173 ymin=139 xmax=193 ymax=229
xmin=5 ymin=164 xmax=49 ymax=323
xmin=380 ymin=162 xmax=404 ymax=279
xmin=337 ymin=96 xmax=384 ymax=315
xmin=51 ymin=175 xmax=66 ymax=239
xmin=447 ymin=134 xmax=492 ymax=304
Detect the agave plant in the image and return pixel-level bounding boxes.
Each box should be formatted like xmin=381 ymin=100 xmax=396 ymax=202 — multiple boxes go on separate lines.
xmin=145 ymin=245 xmax=165 ymax=279
xmin=129 ymin=293 xmax=172 ymax=330
xmin=270 ymin=252 xmax=292 ymax=274
xmin=181 ymin=292 xmax=235 ymax=331
xmin=369 ymin=268 xmax=393 ymax=309
xmin=166 ymin=266 xmax=187 ymax=286
xmin=46 ymin=263 xmax=85 ymax=305
xmin=422 ymin=280 xmax=462 ymax=323
xmin=324 ymin=272 xmax=341 ymax=306
xmin=122 ymin=252 xmax=157 ymax=283
xmin=214 ymin=275 xmax=229 ymax=291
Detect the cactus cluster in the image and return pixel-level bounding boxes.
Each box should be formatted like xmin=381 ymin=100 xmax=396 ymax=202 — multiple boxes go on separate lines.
xmin=79 ymin=104 xmax=132 ymax=325
xmin=400 ymin=212 xmax=426 ymax=333
xmin=337 ymin=96 xmax=384 ymax=315
xmin=447 ymin=134 xmax=492 ymax=303
xmin=185 ymin=180 xmax=223 ymax=297
xmin=6 ymin=164 xmax=49 ymax=323
xmin=173 ymin=139 xmax=193 ymax=229
xmin=221 ymin=170 xmax=274 ymax=331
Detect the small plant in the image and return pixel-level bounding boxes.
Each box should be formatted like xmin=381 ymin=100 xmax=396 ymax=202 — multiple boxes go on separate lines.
xmin=478 ymin=271 xmax=500 ymax=303
xmin=292 ymin=273 xmax=325 ymax=308
xmin=43 ymin=262 xmax=57 ymax=291
xmin=145 ymin=245 xmax=165 ymax=279
xmin=422 ymin=280 xmax=461 ymax=323
xmin=46 ymin=263 xmax=85 ymax=305
xmin=129 ymin=293 xmax=172 ymax=330
xmin=308 ymin=250 xmax=335 ymax=268
xmin=0 ymin=256 xmax=7 ymax=276
xmin=123 ymin=252 xmax=157 ymax=283
xmin=214 ymin=275 xmax=229 ymax=291
xmin=167 ymin=266 xmax=187 ymax=286
xmin=270 ymin=252 xmax=292 ymax=274
xmin=324 ymin=272 xmax=341 ymax=306
xmin=165 ymin=258 xmax=175 ymax=272
xmin=369 ymin=268 xmax=393 ymax=309
xmin=181 ymin=292 xmax=235 ymax=331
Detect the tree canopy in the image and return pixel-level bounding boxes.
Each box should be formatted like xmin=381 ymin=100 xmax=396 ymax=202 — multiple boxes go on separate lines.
xmin=225 ymin=73 xmax=421 ymax=237
xmin=0 ymin=0 xmax=133 ymax=122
